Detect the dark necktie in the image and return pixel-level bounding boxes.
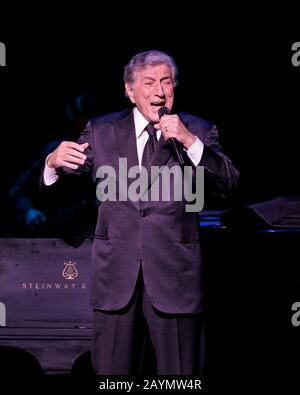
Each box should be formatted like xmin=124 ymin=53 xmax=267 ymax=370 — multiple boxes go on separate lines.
xmin=142 ymin=123 xmax=158 ymax=169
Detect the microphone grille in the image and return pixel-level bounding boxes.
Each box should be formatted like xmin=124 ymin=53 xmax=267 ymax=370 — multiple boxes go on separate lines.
xmin=158 ymin=106 xmax=170 ymax=118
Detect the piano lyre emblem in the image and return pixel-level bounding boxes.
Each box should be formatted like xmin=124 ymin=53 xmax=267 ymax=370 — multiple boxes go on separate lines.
xmin=62 ymin=261 xmax=78 ymax=280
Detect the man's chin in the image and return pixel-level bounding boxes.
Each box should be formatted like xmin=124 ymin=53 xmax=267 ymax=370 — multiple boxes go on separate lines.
xmin=149 ymin=107 xmax=161 ymax=122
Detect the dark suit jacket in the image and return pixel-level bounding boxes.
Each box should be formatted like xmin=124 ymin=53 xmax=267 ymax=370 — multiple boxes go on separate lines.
xmin=45 ymin=108 xmax=239 ymax=313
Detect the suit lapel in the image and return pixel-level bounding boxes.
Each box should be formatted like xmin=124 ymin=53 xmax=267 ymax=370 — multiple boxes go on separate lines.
xmin=113 ymin=109 xmax=139 ymax=171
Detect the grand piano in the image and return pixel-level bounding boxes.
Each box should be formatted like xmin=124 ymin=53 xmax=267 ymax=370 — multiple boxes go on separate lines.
xmin=0 ymin=238 xmax=93 ymax=374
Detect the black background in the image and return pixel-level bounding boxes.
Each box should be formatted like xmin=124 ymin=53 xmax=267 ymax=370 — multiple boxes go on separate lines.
xmin=0 ymin=6 xmax=299 ymax=390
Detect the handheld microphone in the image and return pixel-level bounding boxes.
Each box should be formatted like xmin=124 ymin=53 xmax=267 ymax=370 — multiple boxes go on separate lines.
xmin=158 ymin=106 xmax=185 ymax=166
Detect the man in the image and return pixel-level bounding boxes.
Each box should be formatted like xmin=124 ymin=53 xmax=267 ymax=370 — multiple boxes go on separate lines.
xmin=43 ymin=50 xmax=239 ymax=374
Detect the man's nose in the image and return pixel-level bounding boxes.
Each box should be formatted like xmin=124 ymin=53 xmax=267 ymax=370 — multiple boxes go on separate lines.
xmin=154 ymin=82 xmax=164 ymax=97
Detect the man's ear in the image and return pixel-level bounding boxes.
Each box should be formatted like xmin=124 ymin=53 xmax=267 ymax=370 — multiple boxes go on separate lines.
xmin=125 ymin=83 xmax=135 ymax=103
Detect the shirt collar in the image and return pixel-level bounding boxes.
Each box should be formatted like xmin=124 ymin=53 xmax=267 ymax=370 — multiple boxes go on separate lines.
xmin=133 ymin=107 xmax=150 ymax=139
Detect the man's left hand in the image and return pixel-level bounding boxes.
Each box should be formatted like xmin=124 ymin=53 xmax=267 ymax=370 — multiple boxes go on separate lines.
xmin=155 ymin=114 xmax=196 ymax=149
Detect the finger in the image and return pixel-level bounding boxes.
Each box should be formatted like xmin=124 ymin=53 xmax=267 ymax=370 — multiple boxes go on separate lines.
xmin=64 ymin=154 xmax=86 ymax=165
xmin=163 ymin=132 xmax=177 ymax=141
xmin=60 ymin=160 xmax=79 ymax=170
xmin=159 ymin=121 xmax=172 ymax=132
xmin=64 ymin=141 xmax=88 ymax=152
xmin=158 ymin=121 xmax=166 ymax=130
xmin=80 ymin=142 xmax=89 ymax=150
xmin=65 ymin=148 xmax=87 ymax=160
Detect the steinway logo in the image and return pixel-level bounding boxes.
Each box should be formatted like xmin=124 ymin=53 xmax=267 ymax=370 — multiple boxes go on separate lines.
xmin=62 ymin=261 xmax=78 ymax=280
xmin=21 ymin=260 xmax=87 ymax=290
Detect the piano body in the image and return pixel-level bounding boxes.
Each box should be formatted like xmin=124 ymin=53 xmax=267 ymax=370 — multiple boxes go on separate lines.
xmin=0 ymin=238 xmax=92 ymax=374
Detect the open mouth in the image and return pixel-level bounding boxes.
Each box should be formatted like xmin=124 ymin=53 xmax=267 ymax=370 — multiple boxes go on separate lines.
xmin=151 ymin=102 xmax=165 ymax=110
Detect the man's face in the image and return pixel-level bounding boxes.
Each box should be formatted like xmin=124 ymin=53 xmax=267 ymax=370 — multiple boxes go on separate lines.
xmin=125 ymin=64 xmax=175 ymax=123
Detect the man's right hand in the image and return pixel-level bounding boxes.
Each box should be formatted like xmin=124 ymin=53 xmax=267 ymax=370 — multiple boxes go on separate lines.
xmin=47 ymin=141 xmax=89 ymax=169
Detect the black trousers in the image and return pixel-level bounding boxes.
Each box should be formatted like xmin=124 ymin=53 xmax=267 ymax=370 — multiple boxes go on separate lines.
xmin=91 ymin=270 xmax=205 ymax=375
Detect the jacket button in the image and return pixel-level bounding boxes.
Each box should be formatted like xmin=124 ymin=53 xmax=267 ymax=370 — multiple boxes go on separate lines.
xmin=140 ymin=210 xmax=148 ymax=217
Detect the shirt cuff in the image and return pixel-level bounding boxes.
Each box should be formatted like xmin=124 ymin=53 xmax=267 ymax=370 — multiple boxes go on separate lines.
xmin=186 ymin=137 xmax=204 ymax=166
xmin=43 ymin=154 xmax=59 ymax=186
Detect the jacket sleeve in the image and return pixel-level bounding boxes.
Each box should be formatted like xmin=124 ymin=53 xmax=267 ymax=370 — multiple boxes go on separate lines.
xmin=39 ymin=121 xmax=94 ymax=193
xmin=199 ymin=124 xmax=240 ymax=198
